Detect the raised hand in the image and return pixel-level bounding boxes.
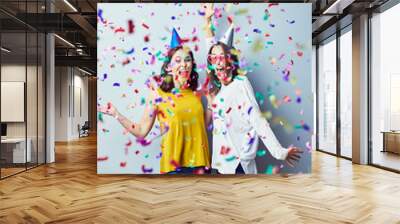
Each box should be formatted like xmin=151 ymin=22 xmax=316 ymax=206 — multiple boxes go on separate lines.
xmin=98 ymin=102 xmax=119 ymax=118
xmin=202 ymin=3 xmax=214 ymax=20
xmin=285 ymin=147 xmax=303 ymax=167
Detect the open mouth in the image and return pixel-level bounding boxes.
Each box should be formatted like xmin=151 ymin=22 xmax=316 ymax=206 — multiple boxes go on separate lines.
xmin=216 ymin=70 xmax=227 ymax=79
xmin=178 ymin=69 xmax=190 ymax=77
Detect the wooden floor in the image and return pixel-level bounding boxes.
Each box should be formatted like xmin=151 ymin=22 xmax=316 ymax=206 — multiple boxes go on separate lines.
xmin=0 ymin=135 xmax=400 ymax=223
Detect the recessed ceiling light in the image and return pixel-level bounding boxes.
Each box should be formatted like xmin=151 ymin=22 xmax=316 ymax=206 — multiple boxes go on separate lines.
xmin=78 ymin=67 xmax=92 ymax=76
xmin=63 ymin=0 xmax=78 ymax=12
xmin=1 ymin=47 xmax=11 ymax=53
xmin=54 ymin=34 xmax=75 ymax=48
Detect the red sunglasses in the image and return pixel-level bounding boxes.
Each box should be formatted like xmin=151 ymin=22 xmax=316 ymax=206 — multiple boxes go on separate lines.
xmin=207 ymin=54 xmax=230 ymax=63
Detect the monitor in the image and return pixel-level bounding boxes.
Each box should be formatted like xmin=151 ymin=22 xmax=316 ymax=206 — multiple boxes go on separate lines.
xmin=1 ymin=123 xmax=7 ymax=137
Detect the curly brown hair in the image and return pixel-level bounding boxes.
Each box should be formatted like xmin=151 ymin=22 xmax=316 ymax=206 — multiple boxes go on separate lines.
xmin=159 ymin=46 xmax=199 ymax=92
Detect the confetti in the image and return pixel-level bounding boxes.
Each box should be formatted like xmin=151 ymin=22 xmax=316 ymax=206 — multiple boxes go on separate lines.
xmin=125 ymin=139 xmax=132 ymax=147
xmin=128 ymin=20 xmax=135 ymax=33
xmin=225 ymin=155 xmax=237 ymax=162
xmin=264 ymin=165 xmax=274 ymax=174
xmin=141 ymin=165 xmax=153 ymax=173
xmin=227 ymin=15 xmax=233 ymax=24
xmin=269 ymin=94 xmax=279 ymax=109
xmin=256 ymin=150 xmax=266 ymax=157
xmin=114 ymin=27 xmax=125 ymax=33
xmin=98 ymin=112 xmax=103 ymax=122
xmin=122 ymin=58 xmax=130 ymax=65
xmin=136 ymin=137 xmax=152 ymax=146
xmin=113 ymin=82 xmax=120 ymax=87
xmin=100 ymin=73 xmax=107 ymax=81
xmin=253 ymin=28 xmax=262 ymax=34
xmin=247 ymin=106 xmax=253 ymax=115
xmin=306 ymin=141 xmax=312 ymax=152
xmin=297 ymin=51 xmax=303 ymax=57
xmin=255 ymin=92 xmax=265 ymax=105
xmin=248 ymin=137 xmax=255 ymax=145
xmin=123 ymin=48 xmax=135 ymax=54
xmin=170 ymin=160 xmax=180 ymax=169
xmin=140 ymin=97 xmax=146 ymax=105
xmin=252 ymin=38 xmax=263 ymax=52
xmin=120 ymin=162 xmax=127 ymax=167
xmin=142 ymin=22 xmax=149 ymax=29
xmin=234 ymin=8 xmax=248 ymax=16
xmin=97 ymin=9 xmax=106 ymax=24
xmin=272 ymin=117 xmax=293 ymax=133
xmin=283 ymin=96 xmax=291 ymax=103
xmin=144 ymin=35 xmax=150 ymax=42
xmin=207 ymin=123 xmax=213 ymax=131
xmin=97 ymin=156 xmax=108 ymax=161
xmin=263 ymin=11 xmax=270 ymax=21
xmin=220 ymin=146 xmax=231 ymax=155
xmin=154 ymin=97 xmax=163 ymax=103
xmin=261 ymin=111 xmax=272 ymax=120
xmin=197 ymin=9 xmax=205 ymax=16
xmin=286 ymin=19 xmax=295 ymax=24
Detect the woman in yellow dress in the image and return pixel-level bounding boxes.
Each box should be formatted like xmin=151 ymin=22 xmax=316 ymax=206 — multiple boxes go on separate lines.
xmin=99 ymin=29 xmax=210 ymax=174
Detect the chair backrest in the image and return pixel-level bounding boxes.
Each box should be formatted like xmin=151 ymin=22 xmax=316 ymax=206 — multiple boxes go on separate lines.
xmin=82 ymin=121 xmax=90 ymax=129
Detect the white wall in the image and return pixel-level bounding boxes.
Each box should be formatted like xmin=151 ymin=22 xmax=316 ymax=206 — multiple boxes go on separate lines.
xmin=55 ymin=66 xmax=69 ymax=141
xmin=54 ymin=66 xmax=89 ymax=141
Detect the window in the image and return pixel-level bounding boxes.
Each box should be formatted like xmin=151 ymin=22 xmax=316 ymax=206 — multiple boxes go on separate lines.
xmin=318 ymin=36 xmax=337 ymax=154
xmin=370 ymin=3 xmax=400 ymax=171
xmin=339 ymin=28 xmax=352 ymax=158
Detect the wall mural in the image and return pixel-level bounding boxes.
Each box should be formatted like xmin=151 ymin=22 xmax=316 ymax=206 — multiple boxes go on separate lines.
xmin=97 ymin=3 xmax=312 ymax=174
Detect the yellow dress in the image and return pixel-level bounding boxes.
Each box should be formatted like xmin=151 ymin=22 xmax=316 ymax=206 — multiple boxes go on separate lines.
xmin=156 ymin=88 xmax=210 ymax=173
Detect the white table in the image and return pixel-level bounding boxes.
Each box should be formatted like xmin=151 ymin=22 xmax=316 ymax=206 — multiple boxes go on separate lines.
xmin=1 ymin=138 xmax=31 ymax=163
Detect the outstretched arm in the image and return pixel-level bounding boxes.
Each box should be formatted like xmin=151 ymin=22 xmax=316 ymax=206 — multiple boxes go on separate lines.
xmin=239 ymin=77 xmax=302 ymax=165
xmin=99 ymin=94 xmax=157 ymax=139
xmin=202 ymin=3 xmax=215 ymax=39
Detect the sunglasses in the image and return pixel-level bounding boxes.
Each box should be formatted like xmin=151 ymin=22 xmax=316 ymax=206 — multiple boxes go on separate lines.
xmin=207 ymin=54 xmax=230 ymax=63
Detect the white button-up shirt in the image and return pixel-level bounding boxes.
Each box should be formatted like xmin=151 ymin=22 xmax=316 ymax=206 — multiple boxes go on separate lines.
xmin=211 ymin=76 xmax=289 ymax=174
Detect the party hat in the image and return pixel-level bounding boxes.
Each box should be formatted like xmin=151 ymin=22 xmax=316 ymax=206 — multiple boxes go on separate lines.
xmin=170 ymin=28 xmax=182 ymax=49
xmin=219 ymin=24 xmax=234 ymax=48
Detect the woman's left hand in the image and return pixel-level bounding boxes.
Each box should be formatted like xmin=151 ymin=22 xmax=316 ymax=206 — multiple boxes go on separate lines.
xmin=285 ymin=147 xmax=303 ymax=167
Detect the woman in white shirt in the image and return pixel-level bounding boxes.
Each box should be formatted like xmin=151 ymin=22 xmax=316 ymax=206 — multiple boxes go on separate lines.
xmin=202 ymin=3 xmax=302 ymax=174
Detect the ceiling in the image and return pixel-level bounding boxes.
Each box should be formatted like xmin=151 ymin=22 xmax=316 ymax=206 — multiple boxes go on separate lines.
xmin=0 ymin=0 xmax=392 ymax=74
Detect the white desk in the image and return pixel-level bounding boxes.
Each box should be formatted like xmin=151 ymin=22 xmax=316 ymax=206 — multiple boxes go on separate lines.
xmin=1 ymin=138 xmax=31 ymax=163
